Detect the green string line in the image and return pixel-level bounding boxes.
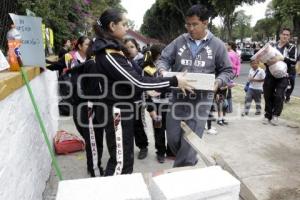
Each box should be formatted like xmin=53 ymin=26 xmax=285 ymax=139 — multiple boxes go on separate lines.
xmin=20 ymin=67 xmax=63 ymax=181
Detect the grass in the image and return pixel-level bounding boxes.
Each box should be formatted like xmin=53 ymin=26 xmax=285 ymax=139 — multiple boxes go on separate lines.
xmin=232 ymin=85 xmax=300 ymax=123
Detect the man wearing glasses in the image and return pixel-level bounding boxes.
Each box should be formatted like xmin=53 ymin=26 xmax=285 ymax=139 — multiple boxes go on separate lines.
xmin=157 ymin=4 xmax=233 ymax=167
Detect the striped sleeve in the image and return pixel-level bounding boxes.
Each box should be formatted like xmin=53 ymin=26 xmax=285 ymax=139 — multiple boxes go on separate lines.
xmin=104 ymin=52 xmax=178 ymax=90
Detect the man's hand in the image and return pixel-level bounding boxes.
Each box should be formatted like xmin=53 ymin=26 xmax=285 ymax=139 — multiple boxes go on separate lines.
xmin=176 ymin=71 xmax=195 ymax=96
xmin=213 ymin=79 xmax=221 ymax=92
xmin=159 ymin=69 xmax=167 ymax=77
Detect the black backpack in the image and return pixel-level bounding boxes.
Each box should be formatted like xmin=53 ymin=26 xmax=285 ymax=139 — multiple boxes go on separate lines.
xmin=58 ymin=59 xmax=100 ymax=106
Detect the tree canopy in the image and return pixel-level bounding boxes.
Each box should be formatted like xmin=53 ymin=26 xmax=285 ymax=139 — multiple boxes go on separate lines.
xmin=16 ymin=0 xmax=122 ymax=51
xmin=140 ymin=0 xmax=216 ymax=43
xmin=272 ymin=0 xmax=300 ymax=38
xmin=141 ymin=0 xmax=265 ymax=43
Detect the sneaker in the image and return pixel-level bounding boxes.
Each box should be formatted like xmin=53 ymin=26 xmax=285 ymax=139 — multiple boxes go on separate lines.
xmin=156 ymin=154 xmax=165 ymax=163
xmin=138 ymin=148 xmax=148 ymax=159
xmin=285 ymin=98 xmax=290 ymax=103
xmin=262 ymin=118 xmax=270 ymax=125
xmin=217 ymin=120 xmax=223 ymax=126
xmin=241 ymin=112 xmax=248 ymax=117
xmin=270 ymin=116 xmax=279 ymax=126
xmin=207 ymin=128 xmax=218 ymax=135
xmin=222 ymin=119 xmax=228 ymax=125
xmin=255 ymin=111 xmax=261 ymax=115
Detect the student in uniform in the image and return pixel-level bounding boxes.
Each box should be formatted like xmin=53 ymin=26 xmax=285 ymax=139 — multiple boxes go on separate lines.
xmin=89 ymin=8 xmax=192 ymax=175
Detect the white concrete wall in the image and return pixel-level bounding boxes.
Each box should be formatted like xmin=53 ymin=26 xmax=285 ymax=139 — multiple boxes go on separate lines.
xmin=0 ymin=70 xmax=59 ymax=200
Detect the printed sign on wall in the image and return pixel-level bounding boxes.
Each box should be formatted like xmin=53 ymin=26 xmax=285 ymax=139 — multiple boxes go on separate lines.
xmin=9 ymin=14 xmax=46 ymax=68
xmin=0 ymin=50 xmax=10 ymax=71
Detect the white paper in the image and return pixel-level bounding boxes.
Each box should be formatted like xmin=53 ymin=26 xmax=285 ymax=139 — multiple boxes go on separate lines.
xmin=164 ymin=72 xmax=215 ymax=90
xmin=0 ymin=50 xmax=9 ymax=71
xmin=9 ymin=14 xmax=46 ymax=68
xmin=251 ymin=43 xmax=284 ymax=63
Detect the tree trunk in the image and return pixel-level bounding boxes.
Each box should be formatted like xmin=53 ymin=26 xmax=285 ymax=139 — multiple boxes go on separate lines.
xmin=293 ymin=15 xmax=300 ymax=41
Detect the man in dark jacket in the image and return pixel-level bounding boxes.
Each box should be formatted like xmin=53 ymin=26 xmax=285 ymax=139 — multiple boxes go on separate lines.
xmin=263 ymin=28 xmax=297 ymax=126
xmin=276 ymin=29 xmax=298 ymax=103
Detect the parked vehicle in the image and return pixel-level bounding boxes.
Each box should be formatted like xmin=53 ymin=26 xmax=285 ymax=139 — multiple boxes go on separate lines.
xmin=241 ymin=48 xmax=254 ymax=62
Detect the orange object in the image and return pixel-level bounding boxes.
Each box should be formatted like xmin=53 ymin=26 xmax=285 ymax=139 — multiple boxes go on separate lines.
xmin=7 ymin=39 xmax=22 ymax=71
xmin=54 ymin=130 xmax=85 ymax=155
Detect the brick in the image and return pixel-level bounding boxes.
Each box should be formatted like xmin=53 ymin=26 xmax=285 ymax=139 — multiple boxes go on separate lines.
xmin=56 ymin=173 xmax=151 ymax=200
xmin=150 ymin=166 xmax=240 ymax=200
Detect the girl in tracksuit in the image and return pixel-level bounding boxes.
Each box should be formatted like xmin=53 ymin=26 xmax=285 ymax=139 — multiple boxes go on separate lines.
xmin=124 ymin=38 xmax=149 ymax=160
xmin=47 ymin=36 xmax=104 ymax=177
xmin=89 ymin=8 xmax=192 ymax=176
xmin=142 ymin=44 xmax=175 ymax=163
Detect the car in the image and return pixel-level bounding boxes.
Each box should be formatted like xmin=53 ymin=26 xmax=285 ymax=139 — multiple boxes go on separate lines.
xmin=240 ymin=48 xmax=254 ymax=62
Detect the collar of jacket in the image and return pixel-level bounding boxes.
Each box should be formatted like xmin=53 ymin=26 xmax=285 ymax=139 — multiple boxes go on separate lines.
xmin=92 ymin=37 xmax=122 ymax=53
xmin=183 ymin=30 xmax=213 ymax=44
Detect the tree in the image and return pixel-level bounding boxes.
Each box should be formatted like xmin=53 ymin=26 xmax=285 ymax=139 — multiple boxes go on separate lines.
xmin=17 ymin=0 xmax=122 ymax=52
xmin=273 ymin=0 xmax=300 ymax=39
xmin=252 ymin=18 xmax=277 ymax=41
xmin=232 ymin=10 xmax=251 ymax=42
xmin=141 ymin=0 xmax=265 ymax=42
xmin=209 ymin=0 xmax=265 ymax=41
xmin=141 ymin=0 xmax=216 ymax=43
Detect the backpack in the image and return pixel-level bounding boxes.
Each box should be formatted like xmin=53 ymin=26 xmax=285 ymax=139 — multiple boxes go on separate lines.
xmin=58 ymin=58 xmax=98 ymax=106
xmin=54 ymin=130 xmax=85 ymax=154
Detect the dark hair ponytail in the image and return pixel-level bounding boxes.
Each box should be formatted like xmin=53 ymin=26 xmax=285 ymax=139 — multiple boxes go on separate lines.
xmin=93 ymin=8 xmax=124 ymax=40
xmin=228 ymin=41 xmax=237 ymax=52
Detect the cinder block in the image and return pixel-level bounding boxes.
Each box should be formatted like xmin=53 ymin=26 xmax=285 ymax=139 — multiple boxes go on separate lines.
xmin=56 ymin=173 xmax=151 ymax=200
xmin=150 ymin=166 xmax=240 ymax=200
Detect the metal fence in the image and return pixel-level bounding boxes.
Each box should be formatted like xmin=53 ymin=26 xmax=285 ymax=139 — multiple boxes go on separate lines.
xmin=0 ymin=0 xmax=17 ymax=52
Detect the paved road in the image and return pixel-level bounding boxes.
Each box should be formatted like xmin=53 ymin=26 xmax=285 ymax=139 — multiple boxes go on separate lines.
xmin=235 ymin=62 xmax=300 ymax=97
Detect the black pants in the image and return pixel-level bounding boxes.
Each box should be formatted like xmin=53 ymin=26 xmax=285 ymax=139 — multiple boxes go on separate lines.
xmin=73 ymin=103 xmax=104 ymax=176
xmin=153 ymin=103 xmax=174 ymax=156
xmin=133 ymin=103 xmax=148 ymax=149
xmin=285 ymin=75 xmax=296 ymax=100
xmin=216 ymin=89 xmax=227 ymax=116
xmin=263 ymin=75 xmax=288 ymax=120
xmin=226 ymin=88 xmax=233 ymax=113
xmin=207 ymin=105 xmax=215 ymax=129
xmin=96 ymin=103 xmax=134 ymax=176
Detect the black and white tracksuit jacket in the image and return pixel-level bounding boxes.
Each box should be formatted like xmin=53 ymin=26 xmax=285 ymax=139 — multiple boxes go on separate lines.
xmin=89 ymin=38 xmax=178 ymax=104
xmin=87 ymin=38 xmax=178 ymax=176
xmin=275 ymin=42 xmax=298 ymax=76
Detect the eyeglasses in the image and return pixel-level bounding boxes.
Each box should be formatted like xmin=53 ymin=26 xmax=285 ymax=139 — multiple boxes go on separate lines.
xmin=185 ymin=23 xmax=201 ymax=29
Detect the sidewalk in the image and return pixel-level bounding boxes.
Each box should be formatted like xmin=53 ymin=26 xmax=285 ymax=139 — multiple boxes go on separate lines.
xmin=43 ymin=112 xmax=300 ymax=200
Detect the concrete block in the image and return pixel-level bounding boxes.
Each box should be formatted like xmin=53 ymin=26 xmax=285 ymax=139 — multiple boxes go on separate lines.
xmin=150 ymin=166 xmax=240 ymax=200
xmin=56 ymin=173 xmax=151 ymax=200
